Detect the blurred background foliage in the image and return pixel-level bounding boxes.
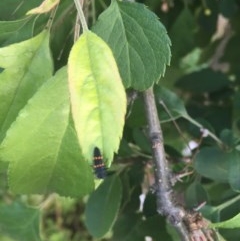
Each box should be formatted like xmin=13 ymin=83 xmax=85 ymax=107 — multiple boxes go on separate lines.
xmin=1 ymin=0 xmax=240 ymax=240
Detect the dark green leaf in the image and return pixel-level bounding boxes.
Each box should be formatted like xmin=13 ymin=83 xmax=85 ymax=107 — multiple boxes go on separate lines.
xmin=0 ymin=0 xmax=42 ymax=19
xmin=85 ymin=175 xmax=122 ymax=238
xmin=175 ymin=68 xmax=230 ymax=93
xmin=220 ymin=129 xmax=237 ymax=147
xmin=113 ymin=214 xmax=170 ymax=241
xmin=169 ymin=8 xmax=197 ymax=63
xmin=194 ymin=147 xmax=230 ymax=182
xmin=143 ymin=193 xmax=157 ymax=218
xmin=118 ymin=138 xmax=133 ymax=157
xmin=138 ymin=215 xmax=171 ymax=240
xmin=155 ymin=85 xmax=188 ymax=122
xmin=232 ymin=92 xmax=240 ymax=135
xmin=132 ymin=128 xmax=151 ymax=154
xmin=201 ymin=205 xmax=220 ymax=223
xmin=50 ymin=0 xmax=75 ymax=69
xmin=126 ymin=97 xmax=147 ymax=128
xmin=229 ymin=150 xmax=240 ymax=192
xmin=0 ymin=17 xmax=32 ymax=46
xmin=220 ymin=0 xmax=237 ymax=18
xmin=112 ymin=213 xmax=143 ymax=241
xmin=92 ymin=0 xmax=171 ymax=90
xmin=185 ymin=181 xmax=208 ymax=209
xmin=0 ymin=202 xmax=40 ymax=241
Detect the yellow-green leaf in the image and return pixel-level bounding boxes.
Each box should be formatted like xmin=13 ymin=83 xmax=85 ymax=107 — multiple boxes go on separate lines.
xmin=0 ymin=68 xmax=94 ymax=197
xmin=68 ymin=31 xmax=126 ymax=165
xmin=0 ymin=30 xmax=53 ymax=142
xmin=26 ymin=0 xmax=60 ymax=15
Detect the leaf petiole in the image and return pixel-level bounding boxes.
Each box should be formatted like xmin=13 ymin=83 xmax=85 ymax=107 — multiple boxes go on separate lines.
xmin=73 ymin=0 xmax=88 ymax=32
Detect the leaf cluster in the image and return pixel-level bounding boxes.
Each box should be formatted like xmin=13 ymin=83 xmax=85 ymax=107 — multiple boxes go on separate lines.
xmin=0 ymin=0 xmax=240 ymax=241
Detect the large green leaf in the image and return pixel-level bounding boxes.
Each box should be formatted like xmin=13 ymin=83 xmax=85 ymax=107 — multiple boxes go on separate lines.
xmin=194 ymin=147 xmax=231 ymax=182
xmin=85 ymin=175 xmax=122 ymax=238
xmin=92 ymin=0 xmax=171 ymax=90
xmin=0 ymin=30 xmax=53 ymax=143
xmin=68 ymin=31 xmax=126 ymax=164
xmin=0 ymin=202 xmax=40 ymax=241
xmin=0 ymin=68 xmax=94 ymax=197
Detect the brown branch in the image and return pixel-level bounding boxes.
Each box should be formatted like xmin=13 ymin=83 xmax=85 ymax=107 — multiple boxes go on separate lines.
xmin=143 ymin=88 xmax=190 ymax=241
xmin=143 ymin=88 xmax=220 ymax=241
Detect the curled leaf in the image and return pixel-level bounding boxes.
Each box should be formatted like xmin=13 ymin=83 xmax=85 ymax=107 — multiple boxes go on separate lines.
xmin=26 ymin=0 xmax=60 ymax=15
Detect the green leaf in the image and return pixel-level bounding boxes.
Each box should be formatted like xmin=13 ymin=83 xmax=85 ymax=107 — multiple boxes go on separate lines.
xmin=220 ymin=0 xmax=237 ymax=18
xmin=92 ymin=0 xmax=171 ymax=90
xmin=0 ymin=30 xmax=53 ymax=143
xmin=194 ymin=147 xmax=231 ymax=182
xmin=0 ymin=17 xmax=31 ymax=46
xmin=68 ymin=31 xmax=126 ymax=164
xmin=143 ymin=193 xmax=157 ymax=218
xmin=169 ymin=7 xmax=197 ymax=63
xmin=0 ymin=202 xmax=40 ymax=241
xmin=85 ymin=175 xmax=122 ymax=238
xmin=125 ymin=97 xmax=147 ymax=128
xmin=154 ymin=85 xmax=188 ymax=122
xmin=0 ymin=68 xmax=94 ymax=197
xmin=50 ymin=0 xmax=76 ymax=69
xmin=210 ymin=213 xmax=240 ymax=229
xmin=113 ymin=213 xmax=143 ymax=241
xmin=138 ymin=215 xmax=171 ymax=240
xmin=200 ymin=205 xmax=220 ymax=223
xmin=185 ymin=181 xmax=208 ymax=209
xmin=0 ymin=0 xmax=42 ymax=19
xmin=229 ymin=150 xmax=240 ymax=192
xmin=175 ymin=68 xmax=230 ymax=93
xmin=132 ymin=128 xmax=151 ymax=154
xmin=220 ymin=129 xmax=238 ymax=147
xmin=154 ymin=86 xmax=223 ymax=146
xmin=113 ymin=214 xmax=171 ymax=241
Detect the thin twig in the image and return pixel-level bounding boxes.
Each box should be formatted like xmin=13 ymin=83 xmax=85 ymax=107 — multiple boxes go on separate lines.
xmin=159 ymin=100 xmax=192 ymax=154
xmin=74 ymin=14 xmax=81 ymax=42
xmin=143 ymin=88 xmax=190 ymax=241
xmin=91 ymin=0 xmax=96 ymax=24
xmin=46 ymin=4 xmax=59 ymax=30
xmin=73 ymin=0 xmax=88 ymax=32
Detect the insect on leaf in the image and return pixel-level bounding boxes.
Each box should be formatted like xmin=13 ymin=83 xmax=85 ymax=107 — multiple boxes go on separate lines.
xmin=93 ymin=147 xmax=106 ymax=179
xmin=68 ymin=31 xmax=127 ymax=165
